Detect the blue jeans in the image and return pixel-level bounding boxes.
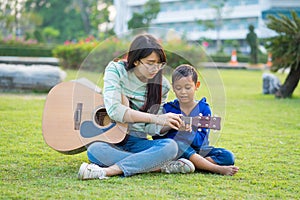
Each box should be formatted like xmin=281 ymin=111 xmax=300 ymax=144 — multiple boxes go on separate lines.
xmin=87 ymin=134 xmax=178 ymax=177
xmin=177 ymin=141 xmax=235 ymax=166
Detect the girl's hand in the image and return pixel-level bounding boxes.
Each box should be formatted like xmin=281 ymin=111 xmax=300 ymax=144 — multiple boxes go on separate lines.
xmin=152 ymin=113 xmax=182 ymax=130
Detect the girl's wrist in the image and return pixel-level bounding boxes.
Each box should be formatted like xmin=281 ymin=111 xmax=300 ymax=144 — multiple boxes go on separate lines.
xmin=150 ymin=114 xmax=159 ymax=124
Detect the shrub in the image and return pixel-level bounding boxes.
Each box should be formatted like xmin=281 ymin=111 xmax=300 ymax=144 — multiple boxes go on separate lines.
xmin=0 ymin=45 xmax=53 ymax=57
xmin=53 ymin=43 xmax=93 ymax=69
xmin=0 ymin=35 xmax=38 ymax=46
xmin=0 ymin=36 xmax=54 ymax=57
xmin=164 ymin=39 xmax=207 ymax=69
xmin=53 ymin=37 xmax=129 ymax=71
xmin=53 ymin=37 xmax=207 ymax=72
xmin=210 ymin=52 xmax=267 ymax=63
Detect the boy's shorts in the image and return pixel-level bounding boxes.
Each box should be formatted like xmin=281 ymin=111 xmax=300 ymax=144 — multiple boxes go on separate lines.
xmin=176 ymin=141 xmax=235 ymax=166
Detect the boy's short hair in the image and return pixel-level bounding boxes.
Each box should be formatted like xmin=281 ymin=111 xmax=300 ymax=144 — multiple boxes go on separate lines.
xmin=172 ymin=64 xmax=198 ymax=85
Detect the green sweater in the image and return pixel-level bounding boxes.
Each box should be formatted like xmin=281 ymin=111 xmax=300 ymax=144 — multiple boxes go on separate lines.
xmin=103 ymin=61 xmax=170 ymax=137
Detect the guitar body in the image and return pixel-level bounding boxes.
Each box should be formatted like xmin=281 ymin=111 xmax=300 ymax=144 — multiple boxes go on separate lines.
xmin=42 ymin=81 xmax=128 ymax=154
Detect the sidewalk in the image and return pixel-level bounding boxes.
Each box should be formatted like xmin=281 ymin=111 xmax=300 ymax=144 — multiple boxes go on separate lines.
xmin=0 ymin=56 xmax=266 ymax=70
xmin=200 ymin=62 xmax=266 ymax=70
xmin=0 ymin=56 xmax=59 ymax=66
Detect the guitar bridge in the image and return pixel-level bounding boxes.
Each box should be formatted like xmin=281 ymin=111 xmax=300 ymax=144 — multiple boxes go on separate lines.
xmin=74 ymin=103 xmax=83 ymax=130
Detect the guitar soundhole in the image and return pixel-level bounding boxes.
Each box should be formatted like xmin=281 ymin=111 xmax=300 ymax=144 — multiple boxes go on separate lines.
xmin=94 ymin=107 xmax=111 ymax=127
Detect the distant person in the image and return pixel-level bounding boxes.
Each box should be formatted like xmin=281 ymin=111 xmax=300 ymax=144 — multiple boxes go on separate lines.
xmin=153 ymin=64 xmax=239 ymax=176
xmin=78 ymin=34 xmax=195 ymax=180
xmin=262 ymin=73 xmax=281 ymax=94
xmin=246 ymin=24 xmax=258 ymax=64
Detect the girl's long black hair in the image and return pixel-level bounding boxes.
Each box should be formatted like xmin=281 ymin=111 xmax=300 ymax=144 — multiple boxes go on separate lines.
xmin=125 ymin=34 xmax=166 ymax=114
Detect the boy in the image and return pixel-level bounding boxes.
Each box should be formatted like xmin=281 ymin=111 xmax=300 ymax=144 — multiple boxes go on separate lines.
xmin=154 ymin=64 xmax=239 ymax=176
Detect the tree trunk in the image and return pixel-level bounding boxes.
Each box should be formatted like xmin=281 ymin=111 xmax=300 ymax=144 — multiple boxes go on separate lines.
xmin=275 ymin=66 xmax=300 ymax=98
xmin=77 ymin=0 xmax=91 ymax=34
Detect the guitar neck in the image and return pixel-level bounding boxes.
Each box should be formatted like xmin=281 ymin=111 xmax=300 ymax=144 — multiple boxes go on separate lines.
xmin=181 ymin=116 xmax=221 ymax=130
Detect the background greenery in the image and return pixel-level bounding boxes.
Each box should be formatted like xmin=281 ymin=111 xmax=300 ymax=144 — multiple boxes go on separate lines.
xmin=53 ymin=38 xmax=204 ymax=71
xmin=1 ymin=69 xmax=299 ymax=199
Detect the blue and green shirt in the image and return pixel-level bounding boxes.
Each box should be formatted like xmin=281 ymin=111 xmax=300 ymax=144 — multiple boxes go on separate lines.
xmin=103 ymin=61 xmax=170 ymax=137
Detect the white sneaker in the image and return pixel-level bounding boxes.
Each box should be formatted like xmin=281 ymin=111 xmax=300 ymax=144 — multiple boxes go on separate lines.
xmin=78 ymin=162 xmax=108 ymax=180
xmin=161 ymin=158 xmax=195 ymax=174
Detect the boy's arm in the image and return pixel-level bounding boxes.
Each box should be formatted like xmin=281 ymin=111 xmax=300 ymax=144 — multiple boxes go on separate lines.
xmin=159 ymin=125 xmax=172 ymax=135
xmin=160 ymin=116 xmax=191 ymax=134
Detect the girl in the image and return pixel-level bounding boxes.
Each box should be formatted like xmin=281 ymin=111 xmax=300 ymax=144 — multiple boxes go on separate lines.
xmin=78 ymin=34 xmax=195 ymax=180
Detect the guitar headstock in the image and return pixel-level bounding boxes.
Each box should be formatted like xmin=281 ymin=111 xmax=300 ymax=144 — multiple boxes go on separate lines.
xmin=181 ymin=116 xmax=221 ymax=130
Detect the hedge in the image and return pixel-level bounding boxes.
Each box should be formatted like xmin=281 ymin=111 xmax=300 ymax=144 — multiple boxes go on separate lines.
xmin=53 ymin=38 xmax=269 ymax=72
xmin=53 ymin=38 xmax=206 ymax=72
xmin=0 ymin=45 xmax=54 ymax=57
xmin=210 ymin=53 xmax=268 ymax=64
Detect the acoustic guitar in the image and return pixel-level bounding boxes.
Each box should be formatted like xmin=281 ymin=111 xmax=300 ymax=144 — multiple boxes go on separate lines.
xmin=42 ymin=80 xmax=221 ymax=155
xmin=42 ymin=80 xmax=128 ymax=155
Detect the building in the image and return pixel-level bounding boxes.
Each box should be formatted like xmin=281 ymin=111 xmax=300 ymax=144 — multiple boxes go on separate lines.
xmin=113 ymin=0 xmax=300 ymax=53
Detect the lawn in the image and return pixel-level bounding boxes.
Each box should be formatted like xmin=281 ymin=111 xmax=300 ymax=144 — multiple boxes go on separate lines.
xmin=1 ymin=69 xmax=299 ymax=199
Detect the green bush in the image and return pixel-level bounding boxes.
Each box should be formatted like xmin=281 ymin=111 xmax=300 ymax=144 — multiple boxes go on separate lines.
xmin=53 ymin=38 xmax=207 ymax=72
xmin=53 ymin=38 xmax=129 ymax=71
xmin=0 ymin=45 xmax=53 ymax=57
xmin=210 ymin=53 xmax=268 ymax=63
xmin=164 ymin=39 xmax=207 ymax=69
xmin=0 ymin=37 xmax=54 ymax=57
xmin=53 ymin=43 xmax=92 ymax=69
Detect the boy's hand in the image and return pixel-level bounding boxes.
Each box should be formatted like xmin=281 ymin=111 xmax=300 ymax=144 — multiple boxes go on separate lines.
xmin=178 ymin=116 xmax=192 ymax=132
xmin=153 ymin=113 xmax=182 ymax=130
xmin=178 ymin=122 xmax=192 ymax=132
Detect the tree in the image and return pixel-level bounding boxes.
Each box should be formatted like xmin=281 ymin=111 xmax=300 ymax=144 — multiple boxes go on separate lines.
xmin=246 ymin=24 xmax=258 ymax=64
xmin=70 ymin=0 xmax=92 ymax=34
xmin=266 ymin=11 xmax=300 ymax=98
xmin=43 ymin=27 xmax=60 ymax=43
xmin=25 ymin=0 xmax=84 ymax=42
xmin=127 ymin=0 xmax=160 ymax=30
xmin=197 ymin=0 xmax=230 ymax=52
xmin=89 ymin=0 xmax=115 ymax=39
xmin=25 ymin=0 xmax=114 ymax=42
xmin=70 ymin=0 xmax=114 ymax=38
xmin=0 ymin=0 xmax=26 ymax=38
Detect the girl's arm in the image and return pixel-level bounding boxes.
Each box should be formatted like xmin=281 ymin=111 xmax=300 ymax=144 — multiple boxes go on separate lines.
xmin=123 ymin=109 xmax=182 ymax=130
xmin=103 ymin=61 xmax=182 ymax=130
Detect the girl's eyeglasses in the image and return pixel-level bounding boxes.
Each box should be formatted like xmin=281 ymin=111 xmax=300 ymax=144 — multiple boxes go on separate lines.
xmin=139 ymin=60 xmax=167 ymax=71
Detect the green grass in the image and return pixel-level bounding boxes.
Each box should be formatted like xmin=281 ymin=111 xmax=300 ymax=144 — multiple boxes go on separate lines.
xmin=1 ymin=69 xmax=299 ymax=199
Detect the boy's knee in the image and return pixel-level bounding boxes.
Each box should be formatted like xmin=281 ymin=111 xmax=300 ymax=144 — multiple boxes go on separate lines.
xmin=222 ymin=149 xmax=235 ymax=165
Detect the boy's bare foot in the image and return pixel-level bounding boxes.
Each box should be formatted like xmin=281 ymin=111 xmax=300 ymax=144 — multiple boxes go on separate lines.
xmin=217 ymin=165 xmax=239 ymax=176
xmin=190 ymin=154 xmax=239 ymax=176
